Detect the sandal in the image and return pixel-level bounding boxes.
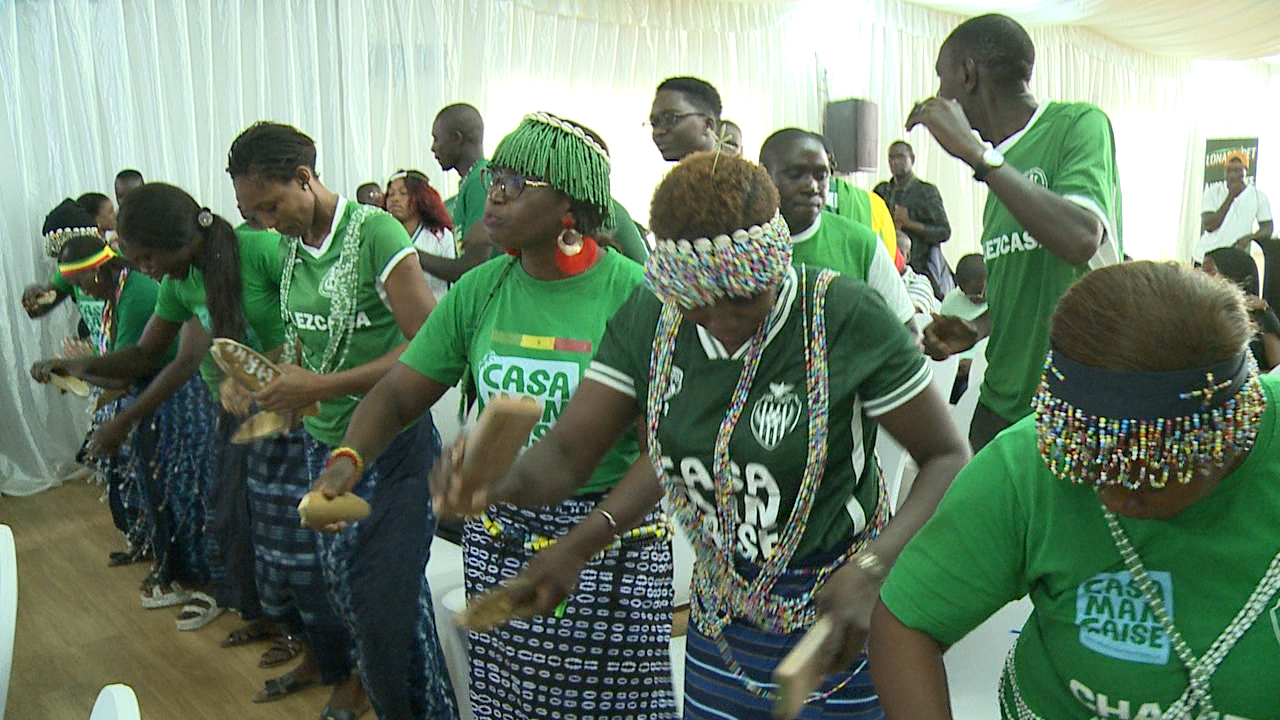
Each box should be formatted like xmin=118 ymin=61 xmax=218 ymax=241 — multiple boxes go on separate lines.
xmin=259 ymin=634 xmax=304 ymax=668
xmin=139 ymin=579 xmax=192 ymax=609
xmin=221 ymin=618 xmax=279 ymax=648
xmin=252 ymin=670 xmax=317 ymax=703
xmin=175 ymin=591 xmax=225 ymax=631
xmin=107 ymin=550 xmax=148 ymax=567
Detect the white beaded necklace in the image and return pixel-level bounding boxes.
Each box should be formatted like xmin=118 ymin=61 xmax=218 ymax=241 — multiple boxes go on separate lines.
xmin=279 ymin=202 xmax=375 ymax=373
xmin=999 ymin=510 xmax=1280 ymax=720
xmin=1102 ymin=508 xmax=1280 ymax=719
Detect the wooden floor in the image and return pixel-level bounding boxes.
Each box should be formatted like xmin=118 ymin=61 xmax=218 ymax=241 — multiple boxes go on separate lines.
xmin=2 ymin=481 xmax=325 ymax=720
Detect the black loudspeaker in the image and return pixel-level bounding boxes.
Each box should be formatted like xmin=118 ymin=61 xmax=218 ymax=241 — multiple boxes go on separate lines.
xmin=823 ymin=99 xmax=879 ymax=172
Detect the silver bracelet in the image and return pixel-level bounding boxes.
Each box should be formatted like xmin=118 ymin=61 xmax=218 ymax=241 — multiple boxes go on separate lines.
xmin=596 ymin=508 xmax=619 ymax=535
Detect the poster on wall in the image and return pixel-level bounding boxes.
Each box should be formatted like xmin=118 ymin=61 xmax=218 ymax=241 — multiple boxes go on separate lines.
xmin=1204 ymin=137 xmax=1259 ymax=190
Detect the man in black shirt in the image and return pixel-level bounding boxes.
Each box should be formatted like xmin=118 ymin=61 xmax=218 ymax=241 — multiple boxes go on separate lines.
xmin=874 ymin=140 xmax=953 ymax=297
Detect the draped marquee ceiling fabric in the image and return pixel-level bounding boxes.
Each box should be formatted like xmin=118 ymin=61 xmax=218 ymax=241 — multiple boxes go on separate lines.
xmin=906 ymin=0 xmax=1280 ymax=60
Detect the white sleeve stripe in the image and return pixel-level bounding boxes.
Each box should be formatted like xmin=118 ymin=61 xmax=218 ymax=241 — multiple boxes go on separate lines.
xmin=1063 ymin=194 xmax=1121 ymax=269
xmin=585 ymin=363 xmax=636 ymax=398
xmin=379 ymin=247 xmax=418 ymax=284
xmin=864 ymin=363 xmax=933 ymax=417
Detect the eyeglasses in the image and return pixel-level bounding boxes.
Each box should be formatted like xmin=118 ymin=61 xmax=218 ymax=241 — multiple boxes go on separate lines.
xmin=480 ymin=167 xmax=552 ymax=199
xmin=643 ymin=110 xmax=706 ymax=132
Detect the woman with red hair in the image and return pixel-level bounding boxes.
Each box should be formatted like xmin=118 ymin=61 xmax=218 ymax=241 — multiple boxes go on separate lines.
xmin=384 ymin=169 xmax=455 ymax=300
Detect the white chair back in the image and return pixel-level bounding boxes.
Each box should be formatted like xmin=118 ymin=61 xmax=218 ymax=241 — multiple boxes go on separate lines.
xmin=951 ymin=337 xmax=990 ymax=442
xmin=944 ymin=597 xmax=1033 ymax=720
xmin=879 ymin=354 xmax=961 ymax=510
xmin=671 ymin=525 xmax=694 ymax=608
xmin=87 ymin=684 xmax=140 ymax=720
xmin=669 ymin=635 xmax=687 ymax=714
xmin=0 ymin=525 xmax=15 ymax=720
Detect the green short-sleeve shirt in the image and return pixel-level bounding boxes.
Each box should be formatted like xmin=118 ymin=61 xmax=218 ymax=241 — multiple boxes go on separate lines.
xmin=882 ymin=376 xmax=1280 ymax=719
xmin=111 ymin=270 xmax=176 ymax=364
xmin=400 ymin=250 xmax=644 ymax=496
xmin=601 ymin=199 xmax=649 ymax=264
xmin=789 ymin=211 xmax=914 ymax=324
xmin=980 ymin=101 xmax=1123 ymax=422
xmin=282 ymin=199 xmax=418 ymax=446
xmin=587 ymin=266 xmax=931 ymax=562
xmin=154 ymin=224 xmax=285 ymax=393
xmin=50 ymin=268 xmax=106 ymax=347
xmin=450 ymin=158 xmax=490 ymax=243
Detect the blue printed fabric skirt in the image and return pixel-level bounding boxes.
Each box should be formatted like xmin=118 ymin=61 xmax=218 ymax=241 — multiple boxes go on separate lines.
xmin=127 ymin=375 xmax=215 ymax=587
xmin=84 ymin=390 xmax=150 ymax=555
xmin=682 ymin=556 xmax=883 ymax=720
xmin=464 ymin=497 xmax=676 ymax=720
xmin=304 ymin=419 xmax=458 ymax=720
xmin=249 ymin=427 xmax=351 ymax=684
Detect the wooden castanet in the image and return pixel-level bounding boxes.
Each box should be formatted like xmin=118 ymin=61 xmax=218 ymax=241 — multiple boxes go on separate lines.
xmin=456 ymin=578 xmax=539 ymax=631
xmin=455 ymin=394 xmax=542 ymax=499
xmin=772 ymin=615 xmax=835 ymax=719
xmin=297 ymin=490 xmax=371 ymax=529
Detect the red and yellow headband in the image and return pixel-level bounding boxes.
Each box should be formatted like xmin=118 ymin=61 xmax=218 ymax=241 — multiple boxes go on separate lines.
xmin=58 ymin=246 xmax=117 ymax=277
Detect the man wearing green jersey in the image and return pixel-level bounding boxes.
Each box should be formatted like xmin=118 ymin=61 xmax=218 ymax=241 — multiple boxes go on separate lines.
xmin=912 ymin=13 xmax=1122 ymax=451
xmin=429 ymin=103 xmax=492 ymax=282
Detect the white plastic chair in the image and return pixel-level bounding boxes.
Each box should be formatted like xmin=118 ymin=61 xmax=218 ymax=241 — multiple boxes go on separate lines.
xmin=669 ymin=635 xmax=687 ymax=714
xmin=951 ymin=337 xmax=990 ymax=442
xmin=944 ymin=597 xmax=1033 ymax=720
xmin=0 ymin=525 xmax=15 ymax=720
xmin=87 ymin=684 xmax=140 ymax=720
xmin=671 ymin=525 xmax=694 ymax=608
xmin=881 ymin=354 xmax=960 ymax=510
xmin=438 ymin=587 xmax=472 ymax=720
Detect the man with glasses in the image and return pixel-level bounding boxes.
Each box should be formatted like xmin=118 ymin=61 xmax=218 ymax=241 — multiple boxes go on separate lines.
xmin=647 ymin=76 xmax=721 ymax=162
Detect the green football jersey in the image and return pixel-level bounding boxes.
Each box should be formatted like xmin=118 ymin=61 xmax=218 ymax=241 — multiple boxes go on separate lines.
xmin=589 ymin=266 xmax=930 ymax=562
xmin=400 ymin=250 xmax=644 ymax=496
xmin=882 ymin=375 xmax=1280 ymax=720
xmin=980 ymin=101 xmax=1123 ymax=422
xmin=281 ymin=198 xmax=417 ymax=446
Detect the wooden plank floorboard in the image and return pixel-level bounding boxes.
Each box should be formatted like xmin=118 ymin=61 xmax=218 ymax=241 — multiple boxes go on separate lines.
xmin=2 ymin=481 xmax=325 ymax=720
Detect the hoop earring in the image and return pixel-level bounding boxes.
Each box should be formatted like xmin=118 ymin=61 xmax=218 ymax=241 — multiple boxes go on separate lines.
xmin=555 ymin=217 xmax=598 ymax=275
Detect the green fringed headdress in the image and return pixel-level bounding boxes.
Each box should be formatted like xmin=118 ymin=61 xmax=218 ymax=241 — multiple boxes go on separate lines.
xmin=490 ymin=112 xmax=612 ymax=224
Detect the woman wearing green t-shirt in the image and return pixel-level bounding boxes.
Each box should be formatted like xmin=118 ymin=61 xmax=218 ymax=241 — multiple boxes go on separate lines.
xmin=82 ymin=182 xmax=357 ymax=709
xmin=32 ymin=234 xmax=214 ymax=612
xmin=437 ymin=153 xmax=970 ymax=719
xmin=871 ymin=262 xmax=1280 ymax=719
xmin=316 ymin=113 xmax=677 ymax=719
xmin=227 ymin=121 xmax=455 ymax=720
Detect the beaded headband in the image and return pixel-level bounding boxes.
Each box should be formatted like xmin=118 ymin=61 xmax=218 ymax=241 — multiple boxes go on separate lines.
xmin=58 ymin=245 xmax=117 ymax=277
xmin=644 ymin=210 xmax=792 ymax=308
xmin=490 ymin=112 xmax=612 ymax=223
xmin=1033 ymin=347 xmax=1266 ymax=489
xmin=44 ymin=226 xmax=100 ymax=258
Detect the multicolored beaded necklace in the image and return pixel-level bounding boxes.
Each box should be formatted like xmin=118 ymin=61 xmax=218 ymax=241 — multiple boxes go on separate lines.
xmin=97 ymin=266 xmax=130 ymax=355
xmin=278 ymin=202 xmax=375 ymax=373
xmin=645 ymin=267 xmax=885 ymax=701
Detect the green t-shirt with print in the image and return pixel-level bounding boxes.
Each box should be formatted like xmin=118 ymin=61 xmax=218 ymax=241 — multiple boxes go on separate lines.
xmin=601 ymin=198 xmax=649 ymax=264
xmin=50 ymin=268 xmax=106 ymax=347
xmin=282 ymin=199 xmax=417 ymax=446
xmin=980 ymin=101 xmax=1123 ymax=422
xmin=450 ymin=158 xmax=490 ymax=243
xmin=154 ymin=224 xmax=286 ymax=393
xmin=881 ymin=375 xmax=1280 ymax=719
xmin=399 ymin=250 xmax=644 ymax=496
xmin=588 ymin=266 xmax=930 ymax=563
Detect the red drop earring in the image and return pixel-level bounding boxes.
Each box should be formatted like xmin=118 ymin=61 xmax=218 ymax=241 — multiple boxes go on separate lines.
xmin=555 ymin=216 xmax=598 ymax=276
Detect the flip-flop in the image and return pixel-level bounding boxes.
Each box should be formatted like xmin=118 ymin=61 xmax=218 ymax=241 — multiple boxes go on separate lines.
xmin=253 ymin=671 xmax=317 ymax=703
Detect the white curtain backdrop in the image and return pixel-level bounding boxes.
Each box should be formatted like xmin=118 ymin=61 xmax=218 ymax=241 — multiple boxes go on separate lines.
xmin=3 ymin=0 xmax=1279 ymax=494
